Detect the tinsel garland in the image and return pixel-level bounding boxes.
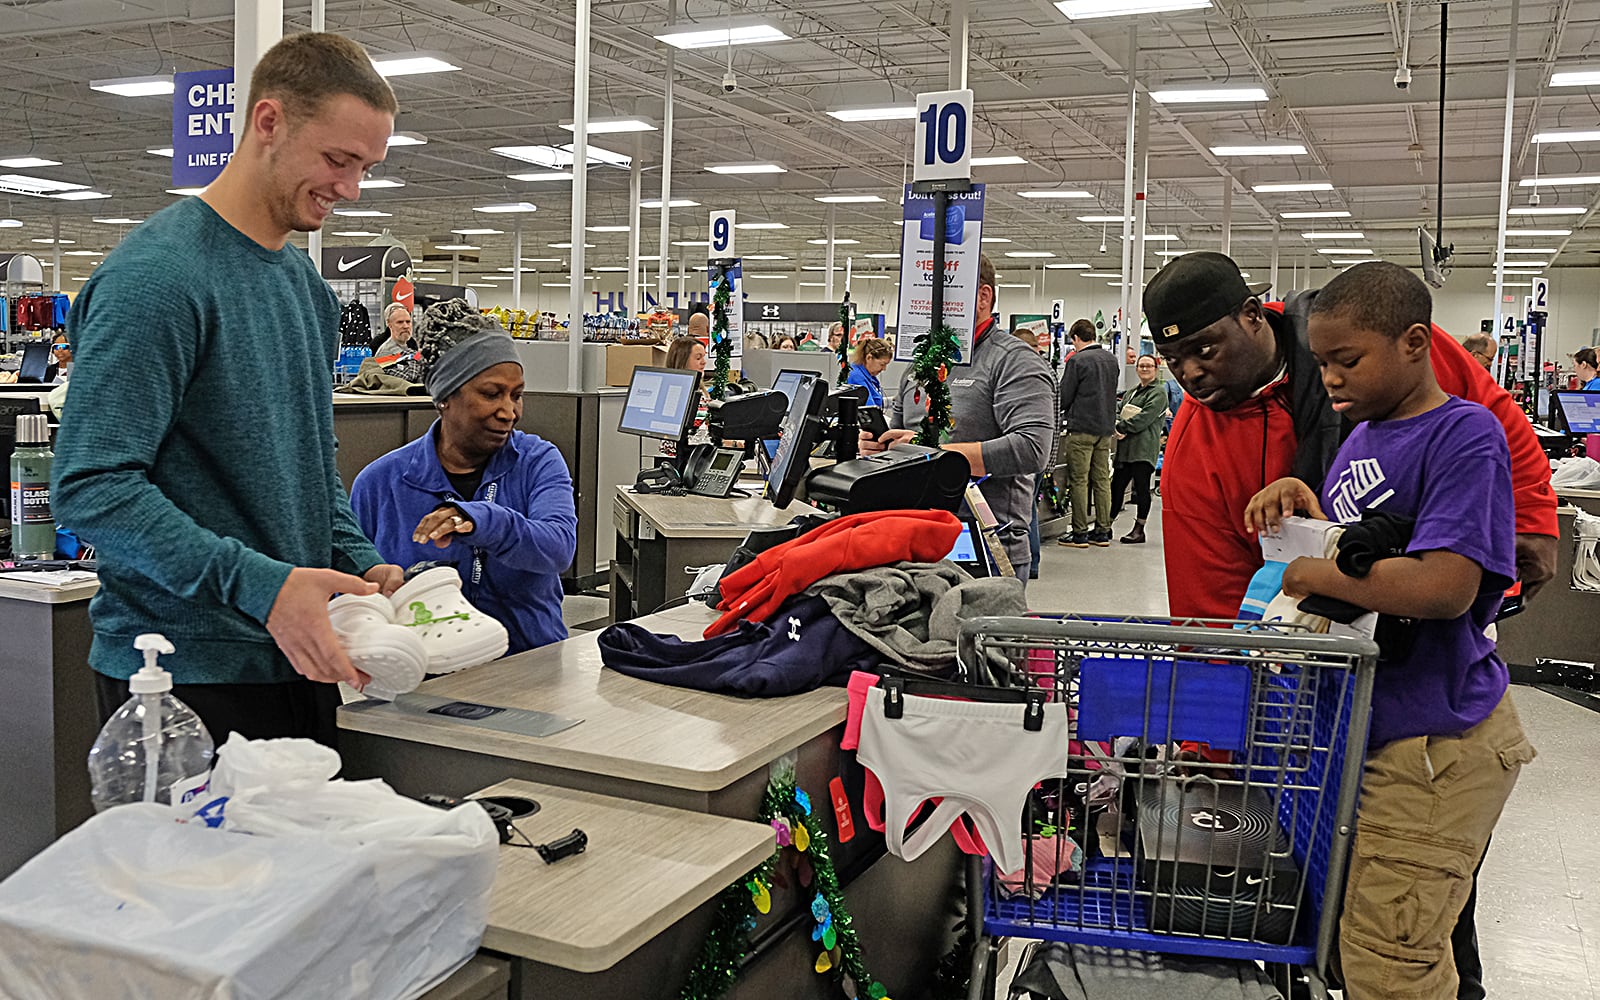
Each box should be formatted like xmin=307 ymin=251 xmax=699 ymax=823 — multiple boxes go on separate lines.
xmin=676 ymin=765 xmax=888 ymax=1000
xmin=836 ymin=295 xmax=853 ymax=387
xmin=708 ymin=274 xmax=734 ymax=400
xmin=910 ymin=323 xmax=961 ymax=447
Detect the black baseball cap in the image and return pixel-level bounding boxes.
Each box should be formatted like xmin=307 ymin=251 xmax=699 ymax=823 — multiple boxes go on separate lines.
xmin=1144 ymin=252 xmax=1272 ymax=346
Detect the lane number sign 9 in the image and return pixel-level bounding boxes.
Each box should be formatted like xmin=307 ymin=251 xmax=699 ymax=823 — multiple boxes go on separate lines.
xmin=710 ymin=210 xmax=736 ymax=258
xmin=1530 ymin=277 xmax=1549 ymax=316
xmin=912 ymin=89 xmax=973 ymax=183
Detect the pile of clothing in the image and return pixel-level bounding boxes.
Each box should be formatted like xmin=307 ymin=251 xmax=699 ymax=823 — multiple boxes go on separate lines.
xmin=598 ymin=510 xmax=1028 ymax=695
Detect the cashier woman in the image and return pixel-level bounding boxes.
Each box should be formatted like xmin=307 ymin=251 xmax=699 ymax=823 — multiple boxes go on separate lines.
xmin=350 ymin=300 xmax=578 ymax=654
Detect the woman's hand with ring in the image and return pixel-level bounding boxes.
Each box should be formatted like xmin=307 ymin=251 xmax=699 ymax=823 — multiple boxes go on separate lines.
xmin=414 ymin=505 xmax=475 ymax=547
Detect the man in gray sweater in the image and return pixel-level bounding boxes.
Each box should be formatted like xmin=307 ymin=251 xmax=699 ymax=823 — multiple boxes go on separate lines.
xmin=866 ymin=255 xmax=1056 ymax=584
xmin=1058 ymin=318 xmax=1119 ymax=547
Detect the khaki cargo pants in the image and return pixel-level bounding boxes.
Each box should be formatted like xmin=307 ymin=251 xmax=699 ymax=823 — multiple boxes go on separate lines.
xmin=1339 ymin=692 xmax=1537 ymax=999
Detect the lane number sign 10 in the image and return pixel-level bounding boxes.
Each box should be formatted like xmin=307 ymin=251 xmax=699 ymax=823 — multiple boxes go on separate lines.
xmin=710 ymin=210 xmax=736 ymax=258
xmin=912 ymin=89 xmax=974 ymax=183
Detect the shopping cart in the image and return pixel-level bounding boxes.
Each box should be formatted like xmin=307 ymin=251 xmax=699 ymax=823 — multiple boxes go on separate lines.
xmin=949 ymin=615 xmax=1378 ymax=1000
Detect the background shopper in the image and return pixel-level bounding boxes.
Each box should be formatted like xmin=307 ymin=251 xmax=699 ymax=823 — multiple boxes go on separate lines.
xmin=1058 ymin=319 xmax=1118 ymax=548
xmin=1110 ymin=355 xmax=1167 ymax=545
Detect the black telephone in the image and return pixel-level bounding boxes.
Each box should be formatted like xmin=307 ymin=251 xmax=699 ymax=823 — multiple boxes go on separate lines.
xmin=858 ymin=405 xmax=889 ymax=438
xmin=687 ymin=447 xmax=744 ymax=498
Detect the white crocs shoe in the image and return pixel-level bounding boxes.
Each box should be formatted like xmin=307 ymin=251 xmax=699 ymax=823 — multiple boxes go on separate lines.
xmin=389 ymin=566 xmax=509 ymax=674
xmin=327 ymin=592 xmax=428 ymax=701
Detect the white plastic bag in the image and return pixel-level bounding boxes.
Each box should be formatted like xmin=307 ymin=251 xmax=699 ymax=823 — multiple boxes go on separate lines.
xmin=207 ymin=732 xmax=341 ymax=800
xmin=0 ymin=740 xmax=498 ymax=1000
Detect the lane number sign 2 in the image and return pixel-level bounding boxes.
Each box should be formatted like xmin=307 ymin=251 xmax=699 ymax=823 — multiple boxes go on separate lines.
xmin=913 ymin=89 xmax=974 ymax=183
xmin=710 ymin=210 xmax=736 ymax=258
xmin=1530 ymin=277 xmax=1549 ymax=316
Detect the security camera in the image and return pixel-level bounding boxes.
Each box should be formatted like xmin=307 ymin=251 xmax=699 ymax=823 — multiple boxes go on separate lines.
xmin=1098 ymin=242 xmax=1108 ymax=254
xmin=1394 ymin=66 xmax=1412 ymax=90
xmin=722 ymin=69 xmax=738 ymax=93
xmin=1528 ymin=190 xmax=1542 ymax=206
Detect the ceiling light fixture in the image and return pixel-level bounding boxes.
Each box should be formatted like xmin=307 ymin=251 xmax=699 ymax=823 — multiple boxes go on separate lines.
xmin=436 ymin=243 xmax=479 ymax=251
xmin=1155 ymin=250 xmax=1191 ymax=257
xmin=491 ymin=144 xmax=629 ymax=168
xmin=370 ymin=54 xmax=461 ymax=78
xmin=1077 ymin=215 xmax=1126 ymax=223
xmin=654 ymin=24 xmax=790 ymax=49
xmin=641 ymin=198 xmax=700 ymax=208
xmin=1501 ymin=247 xmax=1558 ymax=254
xmin=1252 ymin=181 xmax=1334 ymax=192
xmin=89 ymin=75 xmax=174 ymax=97
xmin=1139 ymin=233 xmax=1182 ymax=242
xmin=707 ymin=162 xmax=787 ymax=174
xmin=672 ymin=240 xmax=711 ymax=247
xmin=981 ymin=237 xmax=1013 ymax=244
xmin=166 ymin=186 xmax=206 ymax=196
xmin=1532 ymin=129 xmax=1600 ymax=144
xmin=743 ymin=274 xmax=790 ymax=280
xmin=1280 ymin=210 xmax=1351 ymax=219
xmin=586 ymin=225 xmax=632 ymax=232
xmin=1550 ymin=69 xmax=1600 ymax=87
xmin=1017 ymin=190 xmax=1093 ymax=199
xmin=814 ymin=194 xmax=885 ymax=204
xmin=1488 ymin=281 xmax=1535 ymax=287
xmin=1005 ymin=251 xmax=1057 ymax=258
xmin=807 ymin=238 xmax=860 ymax=245
xmin=971 ymin=155 xmax=1029 ymax=166
xmin=1150 ymin=86 xmax=1268 ymax=104
xmin=333 ymin=208 xmax=391 ymax=217
xmin=414 ymin=267 xmax=448 ymax=273
xmin=53 ymin=190 xmax=110 ymax=200
xmin=865 ymin=253 xmax=901 ymax=259
xmin=1519 ymin=175 xmax=1600 ymax=187
xmin=451 ymin=228 xmax=503 ymax=236
xmin=826 ymin=106 xmax=917 ymax=122
xmin=30 ymin=238 xmax=74 ymax=245
xmin=508 ymin=171 xmax=574 ymax=183
xmin=1045 ymin=263 xmax=1093 ymax=269
xmin=147 ymin=147 xmax=174 ymax=157
xmin=1505 ymin=228 xmax=1571 ymax=236
xmin=1055 ymin=0 xmax=1210 ymax=19
xmin=1318 ymin=248 xmax=1373 ymax=255
xmin=388 ymin=132 xmax=428 ymax=147
xmin=0 ymin=174 xmax=87 ymax=194
xmin=522 ymin=257 xmax=564 ymax=262
xmin=93 ymin=217 xmax=141 ymax=224
xmin=1209 ymin=144 xmax=1307 ymax=156
xmin=358 ymin=178 xmax=404 ymax=189
xmin=735 ymin=222 xmax=789 ymax=230
xmin=561 ymin=117 xmax=656 ymax=134
xmin=548 ymin=242 xmax=596 ymax=248
xmin=1302 ymin=231 xmax=1365 ymax=239
xmin=744 ymin=254 xmax=790 ymax=260
xmin=1081 ymin=271 xmax=1123 ymax=278
xmin=473 ymin=202 xmax=537 ymax=214
xmin=1507 ymin=206 xmax=1586 ymax=215
xmin=332 ymin=230 xmax=378 ymax=237
xmin=0 ymin=157 xmax=60 ymax=169
xmin=62 ymin=250 xmax=102 ymax=257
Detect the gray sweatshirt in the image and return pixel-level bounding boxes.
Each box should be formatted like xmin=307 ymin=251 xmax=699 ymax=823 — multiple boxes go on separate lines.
xmin=1059 ymin=343 xmax=1119 ymax=437
xmin=890 ymin=323 xmax=1056 ymax=574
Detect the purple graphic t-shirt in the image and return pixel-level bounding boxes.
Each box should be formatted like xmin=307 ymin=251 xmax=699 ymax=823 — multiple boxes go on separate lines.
xmin=1322 ymin=396 xmax=1516 ymax=747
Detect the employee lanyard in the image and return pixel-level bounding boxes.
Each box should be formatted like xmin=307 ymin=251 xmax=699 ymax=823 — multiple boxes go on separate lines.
xmin=470 ymin=481 xmax=498 ymax=585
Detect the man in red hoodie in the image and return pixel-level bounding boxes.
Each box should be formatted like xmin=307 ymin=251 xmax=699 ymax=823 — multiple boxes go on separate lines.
xmin=1144 ymin=251 xmax=1557 ymax=1000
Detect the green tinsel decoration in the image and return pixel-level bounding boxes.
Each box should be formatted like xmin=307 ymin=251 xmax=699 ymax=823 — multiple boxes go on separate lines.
xmin=911 ymin=323 xmax=961 ymax=447
xmin=709 ymin=274 xmax=734 ymax=401
xmin=676 ymin=765 xmax=886 ymax=1000
xmin=836 ymin=294 xmax=853 ymax=387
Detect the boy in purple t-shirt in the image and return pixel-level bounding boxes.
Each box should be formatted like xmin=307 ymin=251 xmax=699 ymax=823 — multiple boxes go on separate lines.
xmin=1244 ymin=261 xmax=1536 ymax=999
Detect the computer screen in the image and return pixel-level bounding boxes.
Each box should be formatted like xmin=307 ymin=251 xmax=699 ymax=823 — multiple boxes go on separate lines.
xmin=1556 ymin=391 xmax=1600 ymax=434
xmin=17 ymin=343 xmax=50 ymax=384
xmin=943 ymin=519 xmax=991 ymax=577
xmin=765 ymin=375 xmax=827 ymax=508
xmin=617 ymin=366 xmax=701 ymax=441
xmin=771 ymin=369 xmax=809 ymax=406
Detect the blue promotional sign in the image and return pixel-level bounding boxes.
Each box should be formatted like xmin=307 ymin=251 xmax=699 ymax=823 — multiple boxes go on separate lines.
xmin=894 ymin=183 xmax=985 ymax=363
xmin=172 ymin=68 xmax=236 ymax=187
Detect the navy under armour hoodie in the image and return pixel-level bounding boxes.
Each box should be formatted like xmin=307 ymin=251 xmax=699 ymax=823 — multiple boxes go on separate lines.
xmin=598 ymin=596 xmax=880 ymax=696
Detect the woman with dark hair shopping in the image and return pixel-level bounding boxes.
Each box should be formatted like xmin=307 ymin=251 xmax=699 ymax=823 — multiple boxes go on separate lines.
xmin=1110 ymin=355 xmax=1168 ymax=544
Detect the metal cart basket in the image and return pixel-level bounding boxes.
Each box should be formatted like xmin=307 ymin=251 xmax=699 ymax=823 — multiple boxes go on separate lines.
xmin=949 ymin=615 xmax=1378 ymax=999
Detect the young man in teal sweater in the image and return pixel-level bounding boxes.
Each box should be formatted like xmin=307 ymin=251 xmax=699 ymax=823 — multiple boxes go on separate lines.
xmin=53 ymin=33 xmax=405 ymax=746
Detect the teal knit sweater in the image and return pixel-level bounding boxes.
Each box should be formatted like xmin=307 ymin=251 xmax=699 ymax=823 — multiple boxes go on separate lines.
xmin=53 ymin=198 xmax=381 ymax=684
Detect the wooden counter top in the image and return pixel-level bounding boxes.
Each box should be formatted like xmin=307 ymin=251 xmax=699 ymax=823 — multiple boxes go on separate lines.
xmin=338 ymin=603 xmax=847 ymax=793
xmin=616 ymin=487 xmax=820 ymax=539
xmin=472 ymin=778 xmax=773 ymax=972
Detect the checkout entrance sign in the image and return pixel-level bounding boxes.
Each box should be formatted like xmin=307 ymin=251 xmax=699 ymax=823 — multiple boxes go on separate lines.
xmin=893 ymin=183 xmax=985 ymax=363
xmin=172 ymin=68 xmax=235 ymax=187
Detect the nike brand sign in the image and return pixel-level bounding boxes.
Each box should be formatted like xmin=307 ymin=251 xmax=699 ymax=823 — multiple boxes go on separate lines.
xmin=388 ymin=257 xmax=408 ymax=271
xmin=337 ymin=254 xmax=374 ymax=272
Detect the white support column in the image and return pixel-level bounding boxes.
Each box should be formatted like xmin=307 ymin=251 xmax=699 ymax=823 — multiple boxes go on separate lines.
xmin=1491 ymin=0 xmax=1521 ymax=337
xmin=628 ymin=136 xmax=643 ymax=313
xmin=1269 ymin=223 xmax=1280 ymax=294
xmin=1118 ymin=25 xmax=1138 ymax=342
xmin=949 ymin=0 xmax=969 ymax=90
xmin=512 ymin=223 xmax=523 ymax=310
xmin=1221 ymin=176 xmax=1233 ymax=256
xmin=451 ymin=254 xmax=459 ymax=285
xmin=677 ymin=231 xmax=687 ymax=304
xmin=307 ymin=0 xmax=325 ymax=266
xmin=656 ymin=43 xmax=675 ymax=304
xmin=1128 ymin=87 xmax=1149 ymax=352
xmin=233 ymin=0 xmax=283 ymax=145
xmin=51 ymin=217 xmax=61 ymax=293
xmin=567 ymin=0 xmax=591 ymax=390
xmin=825 ymin=205 xmax=837 ymax=301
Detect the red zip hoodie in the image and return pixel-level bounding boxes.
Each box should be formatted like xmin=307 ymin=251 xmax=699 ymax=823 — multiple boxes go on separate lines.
xmin=1164 ymin=301 xmax=1556 ymax=622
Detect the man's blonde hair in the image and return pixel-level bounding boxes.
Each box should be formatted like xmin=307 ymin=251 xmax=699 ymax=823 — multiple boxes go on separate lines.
xmin=248 ymin=32 xmax=397 ymax=122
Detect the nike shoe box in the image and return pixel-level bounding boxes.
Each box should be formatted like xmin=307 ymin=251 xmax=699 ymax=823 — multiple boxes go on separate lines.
xmin=1135 ymin=777 xmax=1303 ymax=944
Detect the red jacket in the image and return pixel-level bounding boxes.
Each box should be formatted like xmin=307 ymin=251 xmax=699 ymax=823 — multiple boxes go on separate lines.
xmin=708 ymin=509 xmax=963 ymax=638
xmin=1164 ymin=301 xmax=1557 ymax=622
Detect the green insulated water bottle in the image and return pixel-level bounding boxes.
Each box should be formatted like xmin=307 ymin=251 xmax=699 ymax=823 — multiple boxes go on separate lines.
xmin=10 ymin=413 xmax=55 ymax=560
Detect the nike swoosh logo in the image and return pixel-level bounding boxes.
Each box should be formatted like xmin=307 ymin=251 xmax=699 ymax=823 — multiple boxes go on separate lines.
xmin=337 ymin=254 xmax=373 ymax=272
xmin=1245 ymin=875 xmax=1265 ymax=885
xmin=388 ymin=258 xmax=408 ymax=271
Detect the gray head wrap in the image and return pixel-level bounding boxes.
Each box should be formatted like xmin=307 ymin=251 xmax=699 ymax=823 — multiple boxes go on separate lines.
xmin=417 ymin=299 xmax=522 ymax=401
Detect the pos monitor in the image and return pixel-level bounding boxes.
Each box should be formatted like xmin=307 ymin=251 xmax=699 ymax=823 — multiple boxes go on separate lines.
xmin=618 ymin=366 xmax=701 ymax=441
xmin=765 ymin=374 xmax=828 ymax=508
xmin=771 ymin=368 xmax=810 ymax=406
xmin=1554 ymin=391 xmax=1600 ymax=434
